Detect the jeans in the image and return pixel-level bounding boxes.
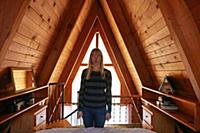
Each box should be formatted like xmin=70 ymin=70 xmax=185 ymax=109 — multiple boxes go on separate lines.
xmin=83 ymin=106 xmax=106 ymax=128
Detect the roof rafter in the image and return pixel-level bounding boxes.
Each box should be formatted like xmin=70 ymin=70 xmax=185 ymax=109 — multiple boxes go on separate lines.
xmin=99 ymin=0 xmax=155 ymax=88
xmin=97 ymin=6 xmax=138 ymax=95
xmin=37 ymin=0 xmax=85 ymax=85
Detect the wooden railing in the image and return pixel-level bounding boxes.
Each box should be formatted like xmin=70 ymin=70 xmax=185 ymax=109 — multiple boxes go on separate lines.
xmin=64 ymin=95 xmax=142 ymax=127
xmin=47 ymin=82 xmax=64 ymax=124
xmin=112 ymin=95 xmax=142 ymax=124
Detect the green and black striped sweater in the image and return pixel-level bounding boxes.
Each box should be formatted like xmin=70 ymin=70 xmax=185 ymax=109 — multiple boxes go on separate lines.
xmin=78 ymin=68 xmax=112 ymax=113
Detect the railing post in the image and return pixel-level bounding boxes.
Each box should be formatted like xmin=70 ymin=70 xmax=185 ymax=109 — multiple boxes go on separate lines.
xmin=62 ymin=83 xmax=64 ymax=119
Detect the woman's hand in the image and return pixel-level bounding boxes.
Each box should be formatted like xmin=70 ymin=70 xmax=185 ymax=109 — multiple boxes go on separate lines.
xmin=106 ymin=113 xmax=111 ymax=121
xmin=77 ymin=111 xmax=83 ymax=119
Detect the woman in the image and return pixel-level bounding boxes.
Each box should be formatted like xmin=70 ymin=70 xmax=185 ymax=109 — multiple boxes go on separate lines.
xmin=77 ymin=48 xmax=112 ymax=128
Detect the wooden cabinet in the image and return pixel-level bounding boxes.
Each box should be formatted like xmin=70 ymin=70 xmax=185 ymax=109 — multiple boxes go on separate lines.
xmin=142 ymin=105 xmax=175 ymax=133
xmin=142 ymin=86 xmax=200 ymax=132
xmin=0 ymin=86 xmax=48 ymax=133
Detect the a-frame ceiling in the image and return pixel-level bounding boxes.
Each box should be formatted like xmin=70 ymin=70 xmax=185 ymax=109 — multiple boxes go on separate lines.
xmin=39 ymin=1 xmax=152 ymax=94
xmin=1 ymin=0 xmax=200 ymax=102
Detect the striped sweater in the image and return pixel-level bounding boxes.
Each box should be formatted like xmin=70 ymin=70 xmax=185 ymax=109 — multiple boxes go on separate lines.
xmin=78 ymin=68 xmax=112 ymax=113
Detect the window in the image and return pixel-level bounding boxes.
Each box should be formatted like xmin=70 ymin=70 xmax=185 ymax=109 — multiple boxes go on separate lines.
xmin=72 ymin=32 xmax=120 ymax=103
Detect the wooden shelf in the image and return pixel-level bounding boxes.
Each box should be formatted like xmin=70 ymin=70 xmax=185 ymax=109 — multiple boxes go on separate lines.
xmin=0 ymin=85 xmax=48 ymax=102
xmin=141 ymin=98 xmax=196 ymax=131
xmin=0 ymin=97 xmax=48 ymax=125
xmin=142 ymin=87 xmax=196 ymax=104
xmin=142 ymin=86 xmax=199 ymax=132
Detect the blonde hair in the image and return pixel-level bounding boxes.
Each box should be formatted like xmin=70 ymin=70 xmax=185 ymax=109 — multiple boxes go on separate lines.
xmin=86 ymin=48 xmax=105 ymax=79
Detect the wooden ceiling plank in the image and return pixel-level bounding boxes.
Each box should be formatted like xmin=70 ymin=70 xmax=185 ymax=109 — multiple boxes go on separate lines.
xmin=0 ymin=0 xmax=31 ymax=67
xmin=37 ymin=0 xmax=84 ymax=85
xmin=103 ymin=0 xmax=155 ymax=88
xmin=156 ymin=0 xmax=200 ymax=103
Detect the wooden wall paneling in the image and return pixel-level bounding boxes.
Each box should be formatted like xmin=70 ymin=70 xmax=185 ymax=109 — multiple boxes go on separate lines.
xmin=140 ymin=0 xmax=159 ymax=28
xmin=37 ymin=0 xmax=85 ymax=86
xmin=153 ymin=62 xmax=185 ymax=71
xmin=49 ymin=0 xmax=95 ymax=83
xmin=47 ymin=0 xmax=69 ymax=18
xmin=0 ymin=0 xmax=31 ymax=68
xmin=46 ymin=0 xmax=60 ymax=18
xmin=9 ymin=41 xmax=43 ymax=58
xmin=30 ymin=0 xmax=55 ymax=30
xmin=135 ymin=0 xmax=152 ymax=20
xmin=150 ymin=53 xmax=182 ymax=65
xmin=157 ymin=0 xmax=200 ymax=102
xmin=123 ymin=0 xmax=145 ymax=15
xmin=17 ymin=23 xmax=48 ymax=46
xmin=143 ymin=27 xmax=170 ymax=47
xmin=144 ymin=35 xmax=174 ymax=53
xmin=147 ymin=44 xmax=178 ymax=59
xmin=104 ymin=0 xmax=155 ymax=88
xmin=21 ymin=15 xmax=51 ymax=43
xmin=25 ymin=6 xmax=52 ymax=35
xmin=140 ymin=18 xmax=166 ymax=42
xmin=41 ymin=1 xmax=59 ymax=25
xmin=97 ymin=7 xmax=138 ymax=95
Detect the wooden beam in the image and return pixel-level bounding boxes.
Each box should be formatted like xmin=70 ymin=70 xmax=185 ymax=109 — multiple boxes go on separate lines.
xmin=37 ymin=0 xmax=84 ymax=85
xmin=97 ymin=7 xmax=138 ymax=95
xmin=157 ymin=0 xmax=200 ymax=103
xmin=0 ymin=0 xmax=31 ymax=66
xmin=58 ymin=3 xmax=98 ymax=84
xmin=102 ymin=0 xmax=155 ymax=88
xmin=97 ymin=20 xmax=132 ymax=98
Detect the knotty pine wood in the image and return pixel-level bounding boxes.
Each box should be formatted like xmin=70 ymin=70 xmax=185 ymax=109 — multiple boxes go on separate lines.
xmin=144 ymin=35 xmax=174 ymax=52
xmin=122 ymin=0 xmax=195 ymax=99
xmin=50 ymin=0 xmax=95 ymax=82
xmin=37 ymin=0 xmax=85 ymax=85
xmin=102 ymin=0 xmax=154 ymax=89
xmin=147 ymin=44 xmax=178 ymax=59
xmin=143 ymin=27 xmax=170 ymax=47
xmin=157 ymin=0 xmax=200 ymax=105
xmin=140 ymin=18 xmax=166 ymax=42
xmin=0 ymin=0 xmax=31 ymax=70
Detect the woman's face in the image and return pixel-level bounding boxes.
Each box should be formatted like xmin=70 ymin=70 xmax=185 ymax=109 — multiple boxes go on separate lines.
xmin=91 ymin=51 xmax=102 ymax=66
